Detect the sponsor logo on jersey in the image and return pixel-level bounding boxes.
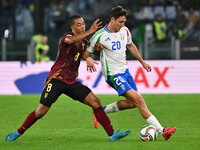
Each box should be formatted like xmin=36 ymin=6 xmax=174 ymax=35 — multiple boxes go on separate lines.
xmin=120 ymin=84 xmax=126 ymax=90
xmin=82 ymin=43 xmax=85 ymax=50
xmin=105 ymin=37 xmax=111 ymax=41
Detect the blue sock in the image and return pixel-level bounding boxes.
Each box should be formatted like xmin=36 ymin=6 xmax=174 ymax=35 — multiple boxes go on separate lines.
xmin=103 ymin=106 xmax=107 ymax=110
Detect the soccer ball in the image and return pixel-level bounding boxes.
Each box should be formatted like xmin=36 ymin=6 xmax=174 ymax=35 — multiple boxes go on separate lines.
xmin=139 ymin=124 xmax=158 ymax=141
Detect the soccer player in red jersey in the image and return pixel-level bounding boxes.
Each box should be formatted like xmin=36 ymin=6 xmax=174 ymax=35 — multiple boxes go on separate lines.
xmin=5 ymin=15 xmax=130 ymax=141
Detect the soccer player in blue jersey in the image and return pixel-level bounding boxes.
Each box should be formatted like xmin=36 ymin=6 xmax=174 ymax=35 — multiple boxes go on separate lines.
xmin=84 ymin=6 xmax=176 ymax=140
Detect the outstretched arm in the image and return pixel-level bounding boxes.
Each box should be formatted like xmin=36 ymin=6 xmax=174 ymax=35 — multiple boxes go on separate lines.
xmin=64 ymin=19 xmax=102 ymax=44
xmin=82 ymin=50 xmax=99 ymax=72
xmin=127 ymin=42 xmax=152 ymax=72
xmin=82 ymin=42 xmax=104 ymax=72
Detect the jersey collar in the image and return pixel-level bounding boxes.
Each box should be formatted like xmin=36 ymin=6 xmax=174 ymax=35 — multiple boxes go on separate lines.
xmin=104 ymin=25 xmax=112 ymax=33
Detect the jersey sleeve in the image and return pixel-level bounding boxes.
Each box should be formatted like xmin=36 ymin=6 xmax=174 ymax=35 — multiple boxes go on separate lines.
xmin=61 ymin=32 xmax=73 ymax=45
xmin=124 ymin=26 xmax=132 ymax=44
xmin=87 ymin=32 xmax=101 ymax=53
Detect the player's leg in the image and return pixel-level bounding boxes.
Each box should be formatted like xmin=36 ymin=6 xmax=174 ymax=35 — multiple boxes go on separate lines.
xmin=103 ymin=71 xmax=156 ymax=116
xmin=92 ymin=72 xmax=137 ymax=128
xmin=93 ymin=101 xmax=136 ymax=130
xmin=103 ymin=70 xmax=175 ymax=140
xmin=5 ymin=104 xmax=50 ymax=141
xmin=84 ymin=92 xmax=131 ymax=141
xmin=103 ymin=71 xmax=138 ymax=114
xmin=66 ymin=81 xmax=131 ymax=141
xmin=124 ymin=89 xmax=163 ymax=132
xmin=84 ymin=92 xmax=114 ymax=136
xmin=124 ymin=89 xmax=152 ymax=119
xmin=18 ymin=104 xmax=50 ymax=133
xmin=103 ymin=99 xmax=137 ymax=113
xmin=5 ymin=79 xmax=63 ymax=141
xmin=124 ymin=89 xmax=176 ymax=140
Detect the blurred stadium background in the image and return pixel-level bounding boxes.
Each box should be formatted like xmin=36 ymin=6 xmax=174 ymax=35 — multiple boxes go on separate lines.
xmin=1 ymin=0 xmax=200 ymax=61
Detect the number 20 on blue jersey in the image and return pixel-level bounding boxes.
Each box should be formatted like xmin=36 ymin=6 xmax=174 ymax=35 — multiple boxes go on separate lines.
xmin=112 ymin=41 xmax=121 ymax=50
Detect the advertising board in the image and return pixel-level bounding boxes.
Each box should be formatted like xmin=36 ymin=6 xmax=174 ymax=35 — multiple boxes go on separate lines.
xmin=0 ymin=60 xmax=199 ymax=94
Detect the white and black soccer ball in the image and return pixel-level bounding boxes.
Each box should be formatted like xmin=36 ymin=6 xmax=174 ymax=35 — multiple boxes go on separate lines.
xmin=139 ymin=124 xmax=158 ymax=141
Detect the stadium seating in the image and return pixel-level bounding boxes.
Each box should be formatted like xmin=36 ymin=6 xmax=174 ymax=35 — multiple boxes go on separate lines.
xmin=166 ymin=6 xmax=176 ymax=19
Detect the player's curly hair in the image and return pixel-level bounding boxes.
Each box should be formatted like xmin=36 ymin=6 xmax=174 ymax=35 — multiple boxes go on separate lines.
xmin=110 ymin=5 xmax=127 ymax=20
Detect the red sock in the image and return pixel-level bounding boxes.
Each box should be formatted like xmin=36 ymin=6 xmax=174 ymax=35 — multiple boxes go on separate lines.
xmin=93 ymin=107 xmax=114 ymax=136
xmin=17 ymin=111 xmax=38 ymax=134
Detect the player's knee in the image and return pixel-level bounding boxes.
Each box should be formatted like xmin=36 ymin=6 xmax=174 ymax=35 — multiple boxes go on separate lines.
xmin=136 ymin=96 xmax=146 ymax=107
xmin=85 ymin=92 xmax=101 ymax=108
xmin=35 ymin=109 xmax=48 ymax=119
xmin=35 ymin=111 xmax=44 ymax=119
xmin=131 ymin=94 xmax=145 ymax=107
xmin=35 ymin=104 xmax=50 ymax=119
xmin=127 ymin=101 xmax=136 ymax=108
xmin=91 ymin=97 xmax=101 ymax=108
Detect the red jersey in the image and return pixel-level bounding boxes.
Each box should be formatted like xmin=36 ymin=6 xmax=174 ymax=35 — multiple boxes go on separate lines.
xmin=48 ymin=32 xmax=89 ymax=84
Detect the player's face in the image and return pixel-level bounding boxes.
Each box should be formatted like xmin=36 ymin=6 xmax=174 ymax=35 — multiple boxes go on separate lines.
xmin=71 ymin=18 xmax=86 ymax=34
xmin=112 ymin=16 xmax=126 ymax=32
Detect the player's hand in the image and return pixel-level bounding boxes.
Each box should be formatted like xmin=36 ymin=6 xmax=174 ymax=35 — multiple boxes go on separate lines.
xmin=86 ymin=57 xmax=99 ymax=72
xmin=94 ymin=43 xmax=103 ymax=52
xmin=142 ymin=62 xmax=152 ymax=72
xmin=89 ymin=19 xmax=102 ymax=34
xmin=87 ymin=66 xmax=97 ymax=73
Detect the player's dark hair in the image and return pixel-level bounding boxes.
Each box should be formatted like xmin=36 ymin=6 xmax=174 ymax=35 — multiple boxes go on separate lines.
xmin=70 ymin=15 xmax=82 ymax=26
xmin=110 ymin=5 xmax=127 ymax=20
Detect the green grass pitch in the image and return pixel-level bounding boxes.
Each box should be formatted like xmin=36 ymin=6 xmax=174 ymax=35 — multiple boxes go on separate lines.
xmin=0 ymin=94 xmax=200 ymax=150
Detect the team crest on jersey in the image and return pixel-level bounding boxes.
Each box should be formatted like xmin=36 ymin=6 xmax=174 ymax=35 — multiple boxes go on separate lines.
xmin=120 ymin=33 xmax=125 ymax=40
xmin=105 ymin=37 xmax=111 ymax=41
xmin=120 ymin=84 xmax=126 ymax=90
xmin=44 ymin=92 xmax=48 ymax=98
